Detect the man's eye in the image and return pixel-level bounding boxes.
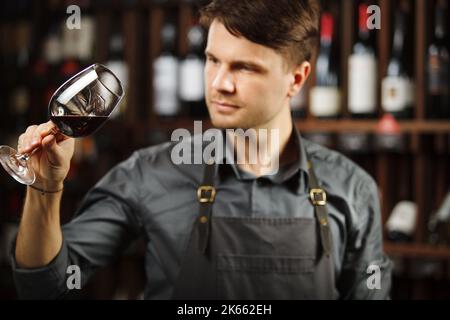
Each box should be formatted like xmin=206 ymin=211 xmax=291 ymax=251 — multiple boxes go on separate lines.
xmin=237 ymin=64 xmax=255 ymax=72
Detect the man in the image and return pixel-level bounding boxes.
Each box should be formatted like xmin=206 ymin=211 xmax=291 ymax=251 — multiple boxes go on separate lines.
xmin=12 ymin=0 xmax=391 ymax=299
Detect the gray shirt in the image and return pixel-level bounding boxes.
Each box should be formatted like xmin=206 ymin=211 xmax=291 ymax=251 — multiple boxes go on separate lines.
xmin=11 ymin=126 xmax=392 ymax=299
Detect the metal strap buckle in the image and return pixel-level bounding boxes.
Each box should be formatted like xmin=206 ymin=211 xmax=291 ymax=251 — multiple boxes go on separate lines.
xmin=197 ymin=186 xmax=216 ymax=203
xmin=309 ymin=188 xmax=327 ymax=206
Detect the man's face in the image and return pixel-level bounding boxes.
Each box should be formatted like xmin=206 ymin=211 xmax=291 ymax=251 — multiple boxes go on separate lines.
xmin=204 ymin=19 xmax=293 ymax=129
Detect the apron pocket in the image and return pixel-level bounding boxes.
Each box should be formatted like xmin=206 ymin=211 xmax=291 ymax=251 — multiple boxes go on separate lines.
xmin=217 ymin=254 xmax=316 ymax=299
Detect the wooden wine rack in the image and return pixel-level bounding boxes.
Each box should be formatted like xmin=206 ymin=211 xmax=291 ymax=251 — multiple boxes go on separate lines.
xmin=0 ymin=0 xmax=449 ymax=299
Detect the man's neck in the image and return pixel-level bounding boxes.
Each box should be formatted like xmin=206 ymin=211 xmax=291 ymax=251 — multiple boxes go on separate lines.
xmin=227 ymin=107 xmax=294 ymax=177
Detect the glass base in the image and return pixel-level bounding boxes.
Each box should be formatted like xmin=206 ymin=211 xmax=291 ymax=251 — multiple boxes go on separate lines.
xmin=0 ymin=145 xmax=36 ymax=185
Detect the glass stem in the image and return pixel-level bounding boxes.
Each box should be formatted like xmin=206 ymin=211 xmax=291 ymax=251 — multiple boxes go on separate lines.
xmin=16 ymin=148 xmax=38 ymax=162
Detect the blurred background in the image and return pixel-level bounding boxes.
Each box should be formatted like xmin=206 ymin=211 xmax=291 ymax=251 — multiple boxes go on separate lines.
xmin=0 ymin=0 xmax=449 ymax=299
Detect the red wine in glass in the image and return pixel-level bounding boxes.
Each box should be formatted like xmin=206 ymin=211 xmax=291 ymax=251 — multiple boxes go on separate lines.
xmin=50 ymin=115 xmax=109 ymax=137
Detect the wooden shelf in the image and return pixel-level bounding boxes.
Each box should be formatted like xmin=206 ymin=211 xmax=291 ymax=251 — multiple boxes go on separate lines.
xmin=297 ymin=120 xmax=450 ymax=133
xmin=147 ymin=117 xmax=450 ymax=134
xmin=384 ymin=242 xmax=450 ymax=259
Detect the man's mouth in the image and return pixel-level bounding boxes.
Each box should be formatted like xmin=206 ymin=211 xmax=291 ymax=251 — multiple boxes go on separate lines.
xmin=211 ymin=100 xmax=240 ymax=113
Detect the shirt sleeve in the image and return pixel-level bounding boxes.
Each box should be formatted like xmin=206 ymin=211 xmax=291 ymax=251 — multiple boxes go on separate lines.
xmin=11 ymin=151 xmax=144 ymax=299
xmin=337 ymin=176 xmax=393 ymax=300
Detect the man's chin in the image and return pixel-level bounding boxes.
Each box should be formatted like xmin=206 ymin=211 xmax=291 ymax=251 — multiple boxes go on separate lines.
xmin=209 ymin=116 xmax=244 ymax=129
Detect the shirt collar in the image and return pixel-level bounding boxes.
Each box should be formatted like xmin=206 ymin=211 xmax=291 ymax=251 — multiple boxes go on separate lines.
xmin=217 ymin=121 xmax=310 ymax=194
xmin=277 ymin=121 xmax=310 ymax=194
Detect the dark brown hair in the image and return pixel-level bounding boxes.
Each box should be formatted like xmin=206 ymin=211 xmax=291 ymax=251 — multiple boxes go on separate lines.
xmin=199 ymin=0 xmax=320 ymax=67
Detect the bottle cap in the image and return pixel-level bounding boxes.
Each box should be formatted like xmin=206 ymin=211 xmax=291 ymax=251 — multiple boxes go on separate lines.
xmin=320 ymin=13 xmax=334 ymax=40
xmin=376 ymin=113 xmax=401 ymax=135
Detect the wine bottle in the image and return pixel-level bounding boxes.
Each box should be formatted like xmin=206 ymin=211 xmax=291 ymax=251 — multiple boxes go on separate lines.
xmin=30 ymin=58 xmax=49 ymax=122
xmin=61 ymin=0 xmax=94 ymax=66
xmin=381 ymin=0 xmax=414 ymax=119
xmin=10 ymin=85 xmax=29 ymax=133
xmin=60 ymin=15 xmax=81 ymax=78
xmin=428 ymin=190 xmax=450 ymax=245
xmin=427 ymin=0 xmax=450 ymax=118
xmin=37 ymin=23 xmax=62 ymax=123
xmin=337 ymin=132 xmax=371 ymax=154
xmin=153 ymin=22 xmax=180 ymax=117
xmin=77 ymin=16 xmax=95 ymax=65
xmin=310 ymin=11 xmax=341 ymax=118
xmin=348 ymin=0 xmax=378 ymax=118
xmin=179 ymin=22 xmax=206 ymax=118
xmin=43 ymin=23 xmax=63 ymax=71
xmin=386 ymin=201 xmax=417 ymax=242
xmin=11 ymin=19 xmax=32 ymax=133
xmin=15 ymin=20 xmax=31 ymax=70
xmin=2 ymin=1 xmax=32 ymax=69
xmin=106 ymin=14 xmax=129 ymax=119
xmin=386 ymin=157 xmax=416 ymax=242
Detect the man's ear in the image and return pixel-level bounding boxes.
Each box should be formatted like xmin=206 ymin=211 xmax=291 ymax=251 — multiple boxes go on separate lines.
xmin=287 ymin=61 xmax=311 ymax=98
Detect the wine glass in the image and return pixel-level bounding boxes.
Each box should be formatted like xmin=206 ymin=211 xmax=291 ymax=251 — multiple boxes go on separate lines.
xmin=0 ymin=63 xmax=124 ymax=185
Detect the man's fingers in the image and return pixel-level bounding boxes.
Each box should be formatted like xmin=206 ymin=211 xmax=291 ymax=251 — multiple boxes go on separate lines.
xmin=17 ymin=134 xmax=26 ymax=154
xmin=38 ymin=121 xmax=56 ymax=137
xmin=24 ymin=125 xmax=38 ymax=135
xmin=17 ymin=122 xmax=56 ymax=154
xmin=41 ymin=134 xmax=55 ymax=147
xmin=35 ymin=122 xmax=53 ymax=139
xmin=25 ymin=122 xmax=56 ymax=152
xmin=20 ymin=125 xmax=38 ymax=153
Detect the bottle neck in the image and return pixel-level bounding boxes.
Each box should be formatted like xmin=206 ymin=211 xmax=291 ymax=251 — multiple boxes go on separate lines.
xmin=186 ymin=25 xmax=204 ymax=55
xmin=316 ymin=12 xmax=339 ymax=87
xmin=109 ymin=34 xmax=124 ymax=60
xmin=434 ymin=6 xmax=448 ymax=41
xmin=161 ymin=24 xmax=177 ymax=55
xmin=357 ymin=3 xmax=371 ymax=41
xmin=391 ymin=11 xmax=406 ymax=59
xmin=320 ymin=12 xmax=334 ymax=43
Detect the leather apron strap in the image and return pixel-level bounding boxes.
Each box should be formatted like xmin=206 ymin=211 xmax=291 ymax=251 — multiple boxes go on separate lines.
xmin=196 ymin=160 xmax=216 ymax=254
xmin=307 ymin=160 xmax=333 ymax=257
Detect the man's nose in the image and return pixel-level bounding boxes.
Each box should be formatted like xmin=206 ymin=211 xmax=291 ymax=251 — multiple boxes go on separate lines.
xmin=212 ymin=67 xmax=235 ymax=93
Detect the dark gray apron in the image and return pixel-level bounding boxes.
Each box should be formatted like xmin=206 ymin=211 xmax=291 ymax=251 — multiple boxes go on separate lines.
xmin=173 ymin=157 xmax=337 ymax=299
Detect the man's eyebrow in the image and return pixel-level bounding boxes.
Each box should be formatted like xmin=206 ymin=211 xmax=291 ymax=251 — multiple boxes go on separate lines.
xmin=205 ymin=51 xmax=268 ymax=72
xmin=205 ymin=51 xmax=219 ymax=60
